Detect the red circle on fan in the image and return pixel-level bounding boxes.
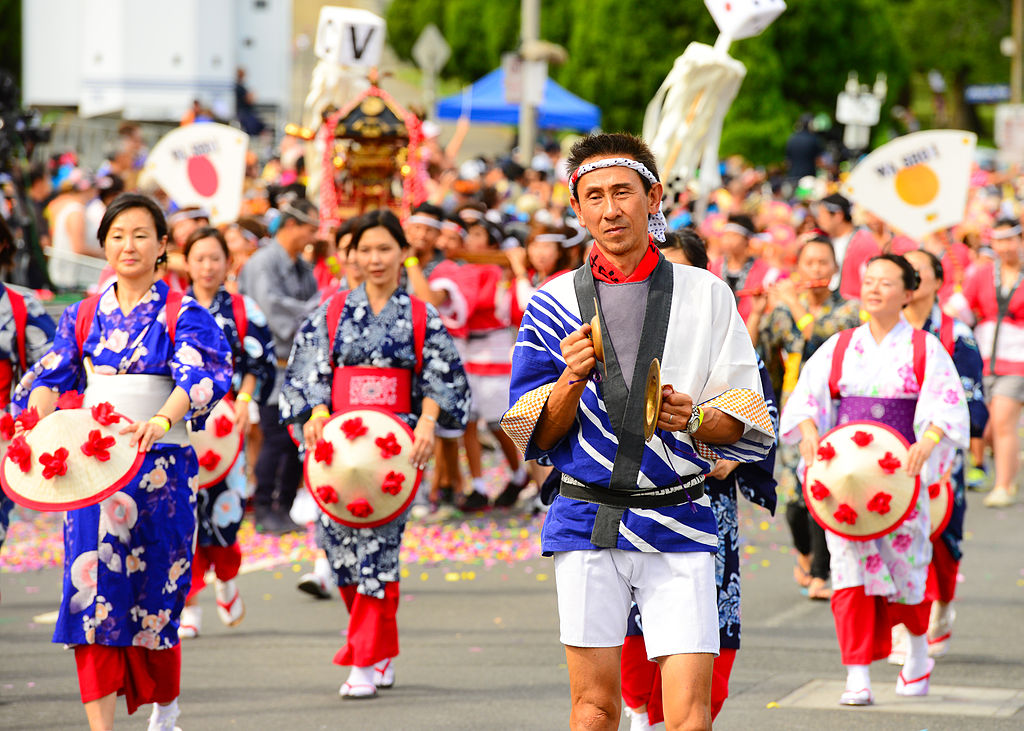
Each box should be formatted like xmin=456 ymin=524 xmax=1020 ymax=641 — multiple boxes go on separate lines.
xmin=187 ymin=156 xmax=219 ymax=196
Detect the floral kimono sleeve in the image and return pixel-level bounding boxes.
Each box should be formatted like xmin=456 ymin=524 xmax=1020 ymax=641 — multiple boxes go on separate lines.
xmin=779 ymin=331 xmax=841 ymax=444
xmin=279 ymin=302 xmax=332 ymax=424
xmin=16 ymin=303 xmax=87 ymax=402
xmin=417 ymin=304 xmax=470 ymax=432
xmin=171 ymin=299 xmax=233 ymax=426
xmin=238 ymin=295 xmax=277 ymax=405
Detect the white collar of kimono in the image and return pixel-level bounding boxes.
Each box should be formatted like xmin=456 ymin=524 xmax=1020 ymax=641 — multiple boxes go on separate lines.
xmin=569 ymin=157 xmax=667 ymax=242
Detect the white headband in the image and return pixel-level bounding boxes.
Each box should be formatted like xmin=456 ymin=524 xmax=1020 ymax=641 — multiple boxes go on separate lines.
xmin=992 ymin=225 xmax=1022 ymax=240
xmin=168 ymin=208 xmax=210 ymax=226
xmin=533 ymin=233 xmax=566 ymax=244
xmin=568 ymin=157 xmax=667 ymax=242
xmin=441 ymin=221 xmax=467 ymax=239
xmin=406 ymin=214 xmax=442 ymax=230
xmin=279 ymin=201 xmax=319 ymax=227
xmin=723 ymin=223 xmax=754 ymax=238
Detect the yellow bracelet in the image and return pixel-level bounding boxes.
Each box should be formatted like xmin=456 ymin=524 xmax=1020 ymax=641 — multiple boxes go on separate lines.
xmin=924 ymin=429 xmax=942 ymax=443
xmin=796 ymin=313 xmax=814 ymax=331
xmin=403 ymin=256 xmax=420 ymax=268
xmin=310 ymin=406 xmax=330 ymax=421
xmin=148 ymin=415 xmax=171 ymax=433
xmin=236 ymin=392 xmax=252 ymax=403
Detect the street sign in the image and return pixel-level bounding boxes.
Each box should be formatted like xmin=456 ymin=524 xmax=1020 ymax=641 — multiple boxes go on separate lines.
xmin=995 ymin=104 xmax=1024 ymax=164
xmin=412 ymin=24 xmax=451 ymax=75
xmin=836 ymin=92 xmax=881 ymax=127
xmin=965 ymin=84 xmax=1011 ymax=105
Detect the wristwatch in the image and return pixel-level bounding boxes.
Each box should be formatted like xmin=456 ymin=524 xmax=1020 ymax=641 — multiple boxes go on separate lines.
xmin=686 ymin=406 xmax=704 ymax=435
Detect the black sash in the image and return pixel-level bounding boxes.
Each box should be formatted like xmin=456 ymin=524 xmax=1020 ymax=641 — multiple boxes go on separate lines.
xmin=570 ymin=255 xmax=674 ymax=547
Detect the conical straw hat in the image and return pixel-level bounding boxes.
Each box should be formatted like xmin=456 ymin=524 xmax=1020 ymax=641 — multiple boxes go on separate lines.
xmin=804 ymin=420 xmax=920 ymax=541
xmin=1 ymin=403 xmax=146 ymax=512
xmin=927 ymin=478 xmax=953 ymax=539
xmin=187 ymin=397 xmax=244 ymax=488
xmin=304 ymin=407 xmax=422 ymax=528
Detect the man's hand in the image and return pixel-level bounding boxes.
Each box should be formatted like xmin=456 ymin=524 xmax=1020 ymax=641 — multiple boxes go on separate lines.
xmin=657 ymin=385 xmax=694 ymax=432
xmin=560 ymin=323 xmax=596 ymax=381
xmin=708 ymin=459 xmax=739 ymax=480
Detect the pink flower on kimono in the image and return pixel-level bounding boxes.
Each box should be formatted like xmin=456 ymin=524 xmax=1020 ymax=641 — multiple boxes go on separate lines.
xmin=125 ymin=547 xmax=146 ymax=575
xmin=892 ymin=533 xmax=913 ymax=553
xmin=40 ymin=351 xmax=62 ymax=371
xmin=68 ymin=551 xmax=99 ymax=613
xmin=176 ymin=343 xmax=204 ymax=367
xmin=98 ymin=291 xmax=119 ymax=315
xmin=132 ymin=629 xmax=161 ymax=650
xmin=94 ymin=596 xmax=113 ymax=622
xmin=189 ymin=378 xmax=214 ymax=407
xmin=100 ymin=329 xmax=129 ymax=353
xmin=99 ymin=493 xmax=138 ymax=544
xmin=142 ymin=608 xmax=171 ymax=632
xmin=168 ymin=558 xmax=189 ymax=584
xmin=865 ymin=554 xmax=883 ymax=574
xmin=943 ymin=389 xmax=960 ymax=405
xmin=146 ymin=467 xmax=168 ymax=489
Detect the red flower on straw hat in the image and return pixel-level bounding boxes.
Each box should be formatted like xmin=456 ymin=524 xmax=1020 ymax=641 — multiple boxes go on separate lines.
xmin=381 ymin=471 xmax=405 ymax=495
xmin=315 ymin=485 xmax=339 ymax=504
xmin=199 ymin=450 xmax=222 ymax=471
xmin=834 ymin=503 xmax=858 ymax=525
xmin=56 ymin=391 xmax=84 ymax=410
xmin=16 ymin=408 xmax=39 ymax=431
xmin=816 ymin=442 xmax=836 ymax=462
xmin=0 ymin=413 xmax=15 ymax=441
xmin=213 ymin=415 xmax=234 ymax=438
xmin=375 ymin=433 xmax=402 ymax=459
xmin=81 ymin=429 xmax=116 ymax=462
xmin=877 ymin=452 xmax=901 ymax=474
xmin=7 ymin=436 xmax=31 ymax=473
xmin=39 ymin=447 xmax=69 ymax=479
xmin=809 ymin=480 xmax=830 ymax=500
xmin=929 ymin=482 xmax=941 ymax=499
xmin=867 ymin=491 xmax=893 ymax=514
xmin=341 ymin=417 xmax=368 ymax=440
xmin=313 ymin=439 xmax=334 ymax=466
xmin=91 ymin=402 xmax=119 ymax=426
xmin=851 ymin=430 xmax=873 ymax=447
xmin=346 ymin=498 xmax=373 ymax=518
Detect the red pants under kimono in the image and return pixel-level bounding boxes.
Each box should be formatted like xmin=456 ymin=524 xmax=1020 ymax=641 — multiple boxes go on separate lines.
xmin=925 ymin=537 xmax=959 ymax=604
xmin=186 ymin=543 xmax=243 ymax=601
xmin=333 ymin=582 xmax=400 ymax=667
xmin=620 ymin=635 xmax=736 ymax=724
xmin=75 ymin=644 xmax=181 ymax=714
xmin=830 ymin=586 xmax=930 ymax=664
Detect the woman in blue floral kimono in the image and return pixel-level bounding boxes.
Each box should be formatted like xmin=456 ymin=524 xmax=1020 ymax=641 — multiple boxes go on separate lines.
xmin=281 ymin=210 xmax=470 ymax=699
xmin=20 ymin=194 xmax=232 ymax=731
xmin=179 ymin=226 xmax=276 ymax=638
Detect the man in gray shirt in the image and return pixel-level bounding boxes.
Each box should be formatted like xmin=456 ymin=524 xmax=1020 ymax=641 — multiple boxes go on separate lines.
xmin=238 ymin=196 xmax=320 ymax=533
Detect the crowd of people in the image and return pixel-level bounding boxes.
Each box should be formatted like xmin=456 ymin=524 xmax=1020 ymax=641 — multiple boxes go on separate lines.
xmin=0 ymin=112 xmax=1022 ymax=730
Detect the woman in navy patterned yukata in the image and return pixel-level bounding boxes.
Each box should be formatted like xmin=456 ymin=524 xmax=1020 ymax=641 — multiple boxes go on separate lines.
xmin=20 ymin=194 xmax=232 ymax=731
xmin=281 ymin=210 xmax=470 ymax=699
xmin=179 ymin=226 xmax=276 ymax=639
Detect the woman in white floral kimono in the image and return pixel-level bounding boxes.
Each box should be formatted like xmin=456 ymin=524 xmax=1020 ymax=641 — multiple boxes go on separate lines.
xmin=780 ymin=254 xmax=969 ymax=706
xmin=20 ymin=194 xmax=232 ymax=731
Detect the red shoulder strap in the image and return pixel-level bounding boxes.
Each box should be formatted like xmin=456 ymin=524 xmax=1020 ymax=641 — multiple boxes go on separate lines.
xmin=913 ymin=328 xmax=927 ymax=390
xmin=230 ymin=293 xmax=248 ymax=343
xmin=410 ymin=296 xmax=427 ymax=373
xmin=326 ymin=289 xmax=350 ymax=356
xmin=165 ymin=291 xmax=184 ymax=344
xmin=828 ymin=329 xmax=855 ymax=400
xmin=75 ymin=294 xmax=102 ymax=357
xmin=939 ymin=313 xmax=954 ymax=357
xmin=6 ymin=289 xmax=27 ymax=371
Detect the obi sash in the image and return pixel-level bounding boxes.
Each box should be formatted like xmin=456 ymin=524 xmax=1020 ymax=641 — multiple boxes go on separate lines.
xmin=83 ymin=372 xmax=188 ymax=445
xmin=331 ymin=367 xmax=412 ymax=414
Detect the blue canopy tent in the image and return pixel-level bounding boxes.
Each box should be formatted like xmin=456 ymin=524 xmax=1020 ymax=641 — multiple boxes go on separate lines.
xmin=436 ymin=68 xmax=601 ymax=131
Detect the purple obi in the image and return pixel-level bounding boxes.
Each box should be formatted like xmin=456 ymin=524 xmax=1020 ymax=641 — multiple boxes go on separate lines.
xmin=836 ymin=396 xmax=917 ymax=444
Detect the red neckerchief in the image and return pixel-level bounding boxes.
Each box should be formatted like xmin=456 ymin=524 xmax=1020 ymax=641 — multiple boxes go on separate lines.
xmin=589 ymin=238 xmax=660 ymax=284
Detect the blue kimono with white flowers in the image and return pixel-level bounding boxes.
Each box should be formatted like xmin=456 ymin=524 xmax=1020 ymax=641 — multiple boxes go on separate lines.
xmin=280 ymin=284 xmax=470 ymax=598
xmin=24 ymin=281 xmax=231 ymax=649
xmin=188 ymin=286 xmax=276 ymax=547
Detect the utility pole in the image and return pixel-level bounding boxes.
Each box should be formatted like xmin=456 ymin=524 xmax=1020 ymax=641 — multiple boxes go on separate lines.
xmin=517 ymin=0 xmax=539 ymax=168
xmin=1014 ymin=0 xmax=1023 ymax=104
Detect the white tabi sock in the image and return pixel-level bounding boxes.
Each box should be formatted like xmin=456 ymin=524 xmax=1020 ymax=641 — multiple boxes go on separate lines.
xmin=844 ymin=664 xmax=871 ymax=692
xmin=147 ymin=698 xmax=180 ymax=731
xmin=346 ymin=664 xmax=376 ymax=687
xmin=472 ymin=477 xmax=488 ymax=495
xmin=314 ymin=556 xmax=332 ymax=581
xmin=903 ymin=633 xmax=930 ymax=678
xmin=510 ymin=464 xmax=527 ymax=485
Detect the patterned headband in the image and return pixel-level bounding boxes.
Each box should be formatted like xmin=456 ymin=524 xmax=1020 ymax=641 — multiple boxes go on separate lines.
xmin=406 ymin=214 xmax=442 ymax=230
xmin=568 ymin=157 xmax=666 ymax=242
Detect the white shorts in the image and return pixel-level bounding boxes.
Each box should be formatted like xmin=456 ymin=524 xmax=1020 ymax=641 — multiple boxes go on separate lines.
xmin=467 ymin=372 xmax=511 ymax=425
xmin=553 ymin=549 xmax=719 ymax=659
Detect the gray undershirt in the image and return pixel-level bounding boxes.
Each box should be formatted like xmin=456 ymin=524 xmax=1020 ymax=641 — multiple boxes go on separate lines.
xmin=596 ymin=279 xmax=651 ymax=388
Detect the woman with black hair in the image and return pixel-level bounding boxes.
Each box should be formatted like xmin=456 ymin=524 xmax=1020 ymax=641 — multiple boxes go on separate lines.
xmin=19 ymin=192 xmax=232 ymax=730
xmin=781 ymin=253 xmax=969 ymax=705
xmin=281 ymin=209 xmax=470 ymax=698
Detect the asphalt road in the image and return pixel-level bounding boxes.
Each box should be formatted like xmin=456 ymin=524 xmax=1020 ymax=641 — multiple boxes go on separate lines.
xmin=2 ymin=490 xmax=1022 ymax=730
